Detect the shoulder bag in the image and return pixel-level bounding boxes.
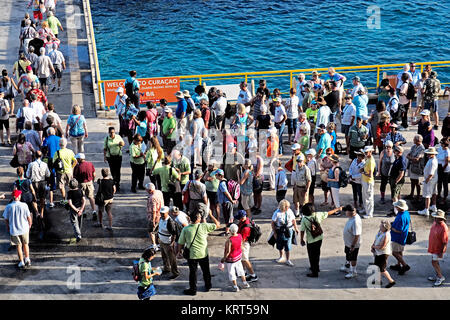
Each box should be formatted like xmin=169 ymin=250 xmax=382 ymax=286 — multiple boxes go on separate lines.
xmin=306 ymin=216 xmax=323 ymax=238
xmin=10 ymin=143 xmax=19 ymax=168
xmin=182 ymin=180 xmax=191 ymax=205
xmin=183 ymin=224 xmax=200 ymax=260
xmin=95 ymin=179 xmax=104 ymax=206
xmin=405 ymin=217 xmax=416 ymax=245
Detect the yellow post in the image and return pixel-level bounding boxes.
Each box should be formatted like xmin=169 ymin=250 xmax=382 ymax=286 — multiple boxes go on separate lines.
xmin=199 ymin=77 xmax=202 ymax=85
xmin=289 ymin=72 xmax=293 ymax=89
xmin=245 ymin=74 xmax=248 ymax=83
xmin=98 ymin=81 xmax=103 ymax=110
xmin=376 ymin=66 xmax=380 ymax=89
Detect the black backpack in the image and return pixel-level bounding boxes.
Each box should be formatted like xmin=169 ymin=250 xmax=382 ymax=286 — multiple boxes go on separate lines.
xmin=247 ymin=219 xmax=262 ymax=244
xmin=336 ymin=166 xmax=349 ymax=188
xmin=208 ymin=109 xmax=216 ymax=129
xmin=406 ymin=82 xmax=416 ymax=100
xmin=125 ymin=79 xmax=138 ymax=97
xmin=132 ymin=260 xmax=142 ymax=282
xmin=53 ymin=150 xmax=64 ymax=173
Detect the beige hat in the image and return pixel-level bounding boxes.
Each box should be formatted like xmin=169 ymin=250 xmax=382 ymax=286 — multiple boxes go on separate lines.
xmin=312 ymin=70 xmax=322 ymax=77
xmin=432 ymin=209 xmax=446 ymax=220
xmin=363 ymin=146 xmax=374 ymax=153
xmin=182 ymin=90 xmax=191 ymax=98
xmin=394 ymin=145 xmax=404 ymax=153
xmin=393 ymin=199 xmax=408 ymax=211
xmin=425 ymin=147 xmax=438 ymax=155
xmin=175 ymin=91 xmax=184 ymax=99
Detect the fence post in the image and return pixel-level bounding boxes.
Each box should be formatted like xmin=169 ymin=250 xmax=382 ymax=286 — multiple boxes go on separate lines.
xmin=376 ymin=66 xmax=380 ymax=90
xmin=98 ymin=82 xmax=104 ymax=110
xmin=289 ymin=72 xmax=293 ymax=90
xmin=199 ymin=77 xmax=202 ymax=85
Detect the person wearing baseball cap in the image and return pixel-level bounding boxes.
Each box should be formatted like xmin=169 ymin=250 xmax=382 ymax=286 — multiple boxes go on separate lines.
xmin=285 ymin=143 xmax=302 ymax=173
xmin=291 ymin=152 xmax=311 ymax=217
xmin=161 ymin=107 xmax=176 ymax=154
xmin=3 ymin=189 xmax=32 ymax=268
xmin=418 ymin=147 xmax=439 ymax=217
xmin=427 ymin=209 xmax=448 ymax=286
xmin=114 ymin=86 xmax=128 ymax=119
xmin=413 ymin=109 xmax=434 ymax=148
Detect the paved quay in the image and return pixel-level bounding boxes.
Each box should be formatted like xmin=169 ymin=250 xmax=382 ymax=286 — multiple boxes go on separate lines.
xmin=0 ymin=1 xmax=449 ymax=300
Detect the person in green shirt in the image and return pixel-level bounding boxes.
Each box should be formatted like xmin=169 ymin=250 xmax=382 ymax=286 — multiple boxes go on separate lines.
xmin=162 ymin=107 xmax=176 ymax=154
xmin=46 ymin=11 xmax=63 ymax=38
xmin=172 ymin=149 xmax=191 ymax=209
xmin=103 ymin=127 xmax=124 ymax=191
xmin=52 ymin=138 xmax=77 ymax=201
xmin=153 ymin=155 xmax=180 ymax=206
xmin=137 ymin=247 xmax=160 ymax=300
xmin=130 ymin=134 xmax=145 ymax=193
xmin=177 ymin=209 xmax=220 ymax=296
xmin=298 ymin=125 xmax=309 ymax=153
xmin=300 ymin=203 xmax=343 ymax=278
xmin=202 ymin=161 xmax=220 ymax=220
xmin=145 ymin=136 xmax=163 ymax=189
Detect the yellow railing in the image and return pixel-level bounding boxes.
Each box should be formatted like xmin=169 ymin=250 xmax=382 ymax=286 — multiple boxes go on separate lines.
xmin=97 ymin=60 xmax=450 ymax=108
xmin=84 ymin=0 xmax=103 ymax=109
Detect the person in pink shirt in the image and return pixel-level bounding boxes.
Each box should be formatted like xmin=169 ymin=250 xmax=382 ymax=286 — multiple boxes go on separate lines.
xmin=428 ymin=209 xmax=448 ymax=287
xmin=146 ymin=182 xmax=164 ymax=249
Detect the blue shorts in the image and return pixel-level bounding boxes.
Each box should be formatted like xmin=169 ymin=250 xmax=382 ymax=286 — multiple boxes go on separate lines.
xmin=276 ymin=228 xmax=293 ymax=251
xmin=424 ymin=100 xmax=438 ymax=113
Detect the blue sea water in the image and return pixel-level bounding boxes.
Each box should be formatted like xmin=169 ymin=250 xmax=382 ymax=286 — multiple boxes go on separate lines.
xmin=91 ymin=0 xmax=450 ymax=90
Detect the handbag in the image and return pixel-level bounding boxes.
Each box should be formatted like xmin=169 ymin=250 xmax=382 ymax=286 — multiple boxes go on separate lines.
xmin=182 ymin=180 xmax=191 ymax=205
xmin=183 ymin=224 xmax=200 ymax=260
xmin=406 ymin=218 xmax=416 ymax=245
xmin=10 ymin=144 xmax=19 ymax=168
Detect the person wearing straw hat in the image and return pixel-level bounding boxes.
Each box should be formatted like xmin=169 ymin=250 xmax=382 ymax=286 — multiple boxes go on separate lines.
xmin=375 ymin=111 xmax=391 ymax=154
xmin=361 ymin=146 xmax=375 ymax=219
xmin=291 ymin=153 xmax=311 ymax=217
xmin=427 ymin=209 xmax=448 ymax=286
xmin=418 ymin=147 xmax=439 ymax=217
xmin=389 ymin=200 xmax=411 ymax=276
xmin=383 ymin=123 xmax=406 ymax=147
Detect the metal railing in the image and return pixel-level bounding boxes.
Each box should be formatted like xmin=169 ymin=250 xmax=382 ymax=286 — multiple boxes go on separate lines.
xmin=97 ymin=60 xmax=450 ymax=108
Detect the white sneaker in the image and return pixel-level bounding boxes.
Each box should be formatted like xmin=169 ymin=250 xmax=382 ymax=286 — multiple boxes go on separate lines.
xmin=430 ymin=205 xmax=437 ymax=212
xmin=345 ymin=272 xmax=357 ymax=279
xmin=18 ymin=261 xmax=25 ymax=268
xmin=242 ymin=282 xmax=250 ymax=289
xmin=418 ymin=209 xmax=430 ymax=216
xmin=286 ymin=260 xmax=294 ymax=267
xmin=24 ymin=258 xmax=31 ymax=267
xmin=275 ymin=257 xmax=286 ymax=263
xmin=434 ymin=277 xmax=445 ymax=287
xmin=362 ymin=215 xmax=372 ymax=219
xmin=428 ymin=276 xmax=437 ymax=282
xmin=340 ymin=265 xmax=350 ymax=272
xmin=233 ymin=285 xmax=240 ymax=292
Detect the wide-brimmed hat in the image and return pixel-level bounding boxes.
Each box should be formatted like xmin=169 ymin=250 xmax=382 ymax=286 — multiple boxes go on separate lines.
xmin=291 ymin=143 xmax=301 ymax=150
xmin=363 ymin=146 xmax=374 ymax=153
xmin=164 ymin=107 xmax=172 ymax=114
xmin=160 ymin=206 xmax=170 ymax=214
xmin=393 ymin=200 xmax=408 ymax=211
xmin=75 ymin=153 xmax=85 ymax=159
xmin=394 ymin=145 xmax=404 ymax=153
xmin=425 ymin=147 xmax=438 ymax=155
xmin=380 ymin=111 xmax=390 ymax=120
xmin=174 ymin=91 xmax=184 ymax=98
xmin=182 ymin=90 xmax=191 ymax=98
xmin=352 ymin=76 xmax=361 ymax=82
xmin=296 ymin=154 xmax=305 ymax=162
xmin=305 ymin=148 xmax=316 ymax=156
xmin=311 ymin=70 xmax=322 ymax=77
xmin=355 ymin=149 xmax=365 ymax=156
xmin=328 ymin=154 xmax=339 ymax=162
xmin=432 ymin=209 xmax=446 ymax=220
xmin=212 ymin=169 xmax=224 ymax=176
xmin=420 ymin=109 xmax=430 ymax=116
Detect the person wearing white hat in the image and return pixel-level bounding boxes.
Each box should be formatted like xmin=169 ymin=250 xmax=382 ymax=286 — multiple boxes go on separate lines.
xmin=413 ymin=109 xmax=435 ymax=149
xmin=390 ymin=200 xmax=411 ymax=275
xmin=427 ymin=209 xmax=448 ymax=286
xmin=285 ymin=143 xmax=302 ymax=173
xmin=361 ymin=146 xmax=375 ymax=219
xmin=291 ymin=153 xmax=311 ymax=217
xmin=383 ymin=122 xmax=406 ymax=147
xmin=418 ymin=147 xmax=439 ymax=216
xmin=73 ymin=152 xmax=97 ymax=220
xmin=161 ymin=107 xmax=176 ymax=154
xmin=305 ymin=149 xmax=318 ymax=204
xmin=158 ymin=205 xmax=180 ymax=280
xmin=183 ymin=90 xmax=195 ymax=130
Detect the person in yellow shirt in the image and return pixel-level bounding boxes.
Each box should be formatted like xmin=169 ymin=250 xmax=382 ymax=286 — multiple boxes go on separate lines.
xmin=361 ymin=146 xmax=376 ymax=219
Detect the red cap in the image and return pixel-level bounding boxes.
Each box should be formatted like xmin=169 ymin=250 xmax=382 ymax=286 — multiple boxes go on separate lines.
xmin=26 ymin=66 xmax=32 ymax=72
xmin=12 ymin=190 xmax=22 ymax=198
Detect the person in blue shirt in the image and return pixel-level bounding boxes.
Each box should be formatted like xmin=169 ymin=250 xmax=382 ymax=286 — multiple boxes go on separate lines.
xmin=353 ymin=88 xmax=369 ymax=118
xmin=42 ymin=127 xmax=61 ymax=208
xmin=326 ymin=122 xmax=337 ymax=152
xmin=214 ymin=169 xmax=237 ymax=236
xmin=175 ymin=91 xmax=188 ymax=140
xmin=192 ymin=85 xmax=208 ymax=106
xmin=315 ymin=124 xmax=332 ymax=159
xmin=124 ymin=70 xmax=140 ymax=108
xmin=390 ymin=199 xmax=411 ymax=275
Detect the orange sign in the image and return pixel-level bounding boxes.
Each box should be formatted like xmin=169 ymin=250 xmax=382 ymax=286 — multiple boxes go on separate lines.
xmin=103 ymin=77 xmax=180 ymax=106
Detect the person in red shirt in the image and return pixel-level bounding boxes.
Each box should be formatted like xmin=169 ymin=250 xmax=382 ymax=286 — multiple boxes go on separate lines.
xmin=200 ymin=99 xmax=211 ymax=129
xmin=26 ymin=82 xmax=47 ymax=106
xmin=428 ymin=209 xmax=448 ymax=286
xmin=145 ymin=101 xmax=158 ymax=138
xmin=73 ymin=153 xmax=97 ymax=220
xmin=235 ymin=210 xmax=258 ymax=282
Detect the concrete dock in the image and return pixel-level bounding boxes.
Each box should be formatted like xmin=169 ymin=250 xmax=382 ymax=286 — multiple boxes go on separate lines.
xmin=0 ymin=0 xmax=449 ymax=300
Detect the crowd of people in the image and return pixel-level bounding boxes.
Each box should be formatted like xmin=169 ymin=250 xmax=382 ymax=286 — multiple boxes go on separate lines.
xmin=1 ymin=2 xmax=450 ymax=299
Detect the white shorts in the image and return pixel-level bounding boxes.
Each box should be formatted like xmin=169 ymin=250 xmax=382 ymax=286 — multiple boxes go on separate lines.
xmin=226 ymin=260 xmax=245 ymax=281
xmin=240 ymin=194 xmax=252 ymax=211
xmin=423 ymin=180 xmax=437 ymax=198
xmin=242 ymin=241 xmax=250 ymax=261
xmin=432 ymin=253 xmax=444 ymax=261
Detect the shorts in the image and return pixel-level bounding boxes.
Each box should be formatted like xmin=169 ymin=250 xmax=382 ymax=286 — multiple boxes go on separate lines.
xmin=33 ymin=10 xmax=43 ymax=21
xmin=276 ymin=229 xmax=293 ymax=252
xmin=99 ymin=198 xmax=114 ymax=212
xmin=345 ymin=246 xmax=360 ymax=262
xmin=206 ymin=190 xmax=217 ymax=205
xmin=389 ymin=179 xmax=404 ymax=199
xmin=39 ymin=77 xmax=48 ymax=86
xmin=57 ymin=172 xmax=72 ymax=189
xmin=242 ymin=241 xmax=250 ymax=261
xmin=309 ymin=176 xmax=316 ymax=196
xmin=391 ymin=241 xmax=405 ymax=253
xmin=341 ymin=124 xmax=350 ymax=135
xmin=225 ymin=260 xmax=245 ymax=281
xmin=240 ymin=194 xmax=252 ymax=211
xmin=423 ymin=180 xmax=438 ymax=198
xmin=10 ymin=233 xmax=29 ymax=245
xmin=424 ymin=100 xmax=438 ymax=113
xmin=432 ymin=253 xmax=444 ymax=261
xmin=374 ymin=254 xmax=388 ymax=272
xmin=80 ymin=181 xmax=95 ymax=199
xmin=53 ymin=65 xmax=62 ymax=79
xmin=147 ymin=220 xmax=159 ymax=233
xmin=33 ymin=181 xmax=47 ymax=199
xmin=293 ymin=185 xmax=308 ymax=205
xmin=0 ymin=119 xmax=9 ymax=130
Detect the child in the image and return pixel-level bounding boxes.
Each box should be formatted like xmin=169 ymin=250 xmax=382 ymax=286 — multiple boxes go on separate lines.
xmin=305 ymin=149 xmax=318 ymax=204
xmin=137 ymin=247 xmax=161 ymax=300
xmin=275 ymin=160 xmax=288 ymax=203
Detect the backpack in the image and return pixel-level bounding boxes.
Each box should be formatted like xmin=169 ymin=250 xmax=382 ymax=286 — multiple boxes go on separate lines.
xmin=208 ymin=109 xmax=216 ymax=129
xmin=406 ymin=82 xmax=416 ymax=100
xmin=132 ymin=260 xmax=142 ymax=282
xmin=125 ymin=79 xmax=138 ymax=97
xmin=336 ymin=166 xmax=349 ymax=188
xmin=53 ymin=150 xmax=64 ymax=173
xmin=307 ymin=217 xmax=323 ymax=238
xmin=225 ymin=180 xmax=240 ymax=201
xmin=186 ymin=100 xmax=194 ymax=114
xmin=224 ymin=102 xmax=233 ymax=119
xmin=247 ymin=219 xmax=262 ymax=244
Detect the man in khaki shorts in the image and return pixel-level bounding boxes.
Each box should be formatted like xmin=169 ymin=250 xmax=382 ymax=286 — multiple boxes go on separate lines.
xmin=2 ymin=190 xmax=32 ymax=268
xmin=52 ymin=137 xmax=76 ymax=203
xmin=291 ymin=154 xmax=311 ymax=217
xmin=73 ymin=153 xmax=97 ymax=220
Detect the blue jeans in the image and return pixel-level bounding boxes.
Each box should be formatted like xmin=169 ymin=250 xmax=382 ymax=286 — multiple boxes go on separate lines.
xmin=277 ymin=122 xmax=285 ymax=154
xmin=286 ymin=118 xmax=298 ymax=135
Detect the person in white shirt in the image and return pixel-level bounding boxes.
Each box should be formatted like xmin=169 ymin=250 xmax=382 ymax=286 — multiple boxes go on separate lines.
xmin=296 ymin=73 xmax=307 ymax=106
xmin=0 ymin=90 xmax=11 ymax=145
xmin=396 ymin=64 xmax=412 ymax=90
xmin=236 ymin=82 xmax=252 ymax=113
xmin=341 ymin=94 xmax=356 ymax=136
xmin=273 ymin=98 xmax=287 ymax=154
xmin=48 ymin=43 xmax=65 ymax=91
xmin=114 ymin=87 xmax=127 ymax=118
xmin=315 ymin=97 xmax=331 ymax=132
xmin=36 ymin=47 xmax=55 ymax=95
xmin=418 ymin=148 xmax=439 ymax=216
xmin=26 ymin=150 xmax=50 ymax=219
xmin=414 ymin=71 xmax=428 ymax=116
xmin=387 ymin=88 xmax=400 ymax=124
xmin=351 ymin=76 xmax=364 ymax=98
xmin=436 ymin=138 xmax=450 ymax=203
xmin=170 ymin=206 xmax=189 ymax=258
xmin=211 ymin=89 xmax=227 ymax=130
xmin=294 ymin=112 xmax=311 ymax=144
xmin=275 ymin=160 xmax=288 ymax=203
xmin=340 ymin=204 xmax=362 ymax=279
xmin=348 ymin=151 xmax=365 ymax=209
xmin=30 ymin=93 xmax=46 ymax=139
xmin=284 ymin=87 xmax=300 ymax=144
xmin=409 ymin=62 xmax=422 ymax=86
xmin=17 ymin=99 xmax=36 ymax=128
